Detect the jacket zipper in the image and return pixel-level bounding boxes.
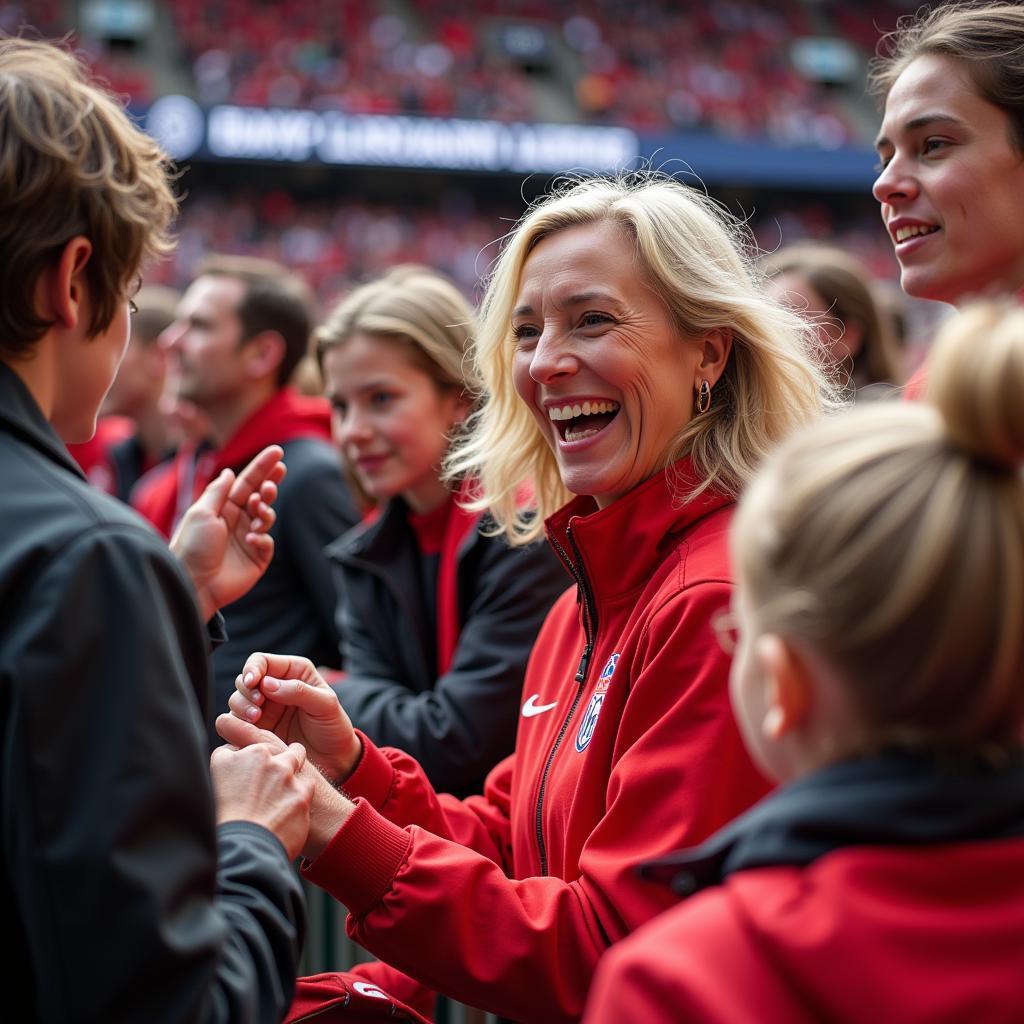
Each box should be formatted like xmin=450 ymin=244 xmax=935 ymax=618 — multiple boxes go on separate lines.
xmin=534 ymin=525 xmax=598 ymax=875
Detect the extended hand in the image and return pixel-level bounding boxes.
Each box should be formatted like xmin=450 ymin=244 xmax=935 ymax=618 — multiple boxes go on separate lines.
xmin=171 ymin=445 xmax=287 ymax=621
xmin=222 ymin=652 xmax=362 ymax=784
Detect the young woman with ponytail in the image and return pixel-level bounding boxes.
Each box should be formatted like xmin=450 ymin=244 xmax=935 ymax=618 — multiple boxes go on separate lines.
xmin=585 ymin=301 xmax=1024 ymax=1022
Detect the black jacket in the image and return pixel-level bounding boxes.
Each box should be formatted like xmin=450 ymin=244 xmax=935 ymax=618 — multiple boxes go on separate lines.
xmin=0 ymin=363 xmax=304 ymax=1023
xmin=210 ymin=436 xmax=358 ymax=744
xmin=328 ymin=497 xmax=569 ymax=796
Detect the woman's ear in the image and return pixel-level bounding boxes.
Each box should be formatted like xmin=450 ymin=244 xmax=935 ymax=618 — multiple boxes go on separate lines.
xmin=695 ymin=328 xmax=733 ymax=389
xmin=756 ymin=634 xmax=814 ymax=741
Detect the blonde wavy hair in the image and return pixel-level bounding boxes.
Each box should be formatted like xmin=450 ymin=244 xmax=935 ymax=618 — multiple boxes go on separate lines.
xmin=0 ymin=37 xmax=177 ymax=357
xmin=735 ymin=301 xmax=1024 ymax=754
xmin=447 ymin=174 xmax=833 ymax=545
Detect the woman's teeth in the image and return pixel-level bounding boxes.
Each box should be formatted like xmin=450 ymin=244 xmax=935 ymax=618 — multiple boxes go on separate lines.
xmin=547 ymin=400 xmax=619 ymax=421
xmin=565 ymin=424 xmax=602 ymax=442
xmin=894 ymin=224 xmax=939 ymax=242
xmin=547 ymin=400 xmax=621 ymax=443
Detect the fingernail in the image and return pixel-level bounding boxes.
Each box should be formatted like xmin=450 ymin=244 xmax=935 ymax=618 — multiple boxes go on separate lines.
xmin=243 ymin=672 xmax=253 ymax=686
xmin=263 ymin=678 xmax=280 ymax=693
xmin=246 ymin=706 xmax=260 ymax=721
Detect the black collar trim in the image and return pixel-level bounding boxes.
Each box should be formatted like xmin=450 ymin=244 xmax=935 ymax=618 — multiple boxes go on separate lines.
xmin=642 ymin=751 xmax=1024 ymax=898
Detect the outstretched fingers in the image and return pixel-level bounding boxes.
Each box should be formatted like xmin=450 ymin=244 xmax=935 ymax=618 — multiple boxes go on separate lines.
xmin=230 ymin=446 xmax=286 ymax=511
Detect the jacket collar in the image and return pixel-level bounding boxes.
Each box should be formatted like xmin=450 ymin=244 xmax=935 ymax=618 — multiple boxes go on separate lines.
xmin=642 ymin=750 xmax=1024 ymax=897
xmin=327 ymin=496 xmax=413 ymax=565
xmin=544 ymin=457 xmax=732 ymax=600
xmin=329 ymin=482 xmax=484 ymax=566
xmin=211 ymin=387 xmax=332 ymax=472
xmin=0 ymin=361 xmax=85 ymax=480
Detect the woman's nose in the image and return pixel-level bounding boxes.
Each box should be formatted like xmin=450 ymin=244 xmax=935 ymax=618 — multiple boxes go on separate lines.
xmin=334 ymin=406 xmax=371 ymax=446
xmin=529 ymin=329 xmax=579 ymax=385
xmin=872 ymin=154 xmax=919 ymax=206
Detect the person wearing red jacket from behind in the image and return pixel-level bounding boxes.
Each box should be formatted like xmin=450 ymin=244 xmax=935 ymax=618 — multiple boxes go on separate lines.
xmin=219 ymin=174 xmax=833 ymax=1023
xmin=584 ymin=302 xmax=1024 ymax=1024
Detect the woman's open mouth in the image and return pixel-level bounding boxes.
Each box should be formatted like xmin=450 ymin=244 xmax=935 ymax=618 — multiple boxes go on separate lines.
xmin=547 ymin=400 xmax=620 ymax=443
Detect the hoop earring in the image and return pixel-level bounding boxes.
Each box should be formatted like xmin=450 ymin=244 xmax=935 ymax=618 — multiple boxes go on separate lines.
xmin=695 ymin=379 xmax=712 ymax=414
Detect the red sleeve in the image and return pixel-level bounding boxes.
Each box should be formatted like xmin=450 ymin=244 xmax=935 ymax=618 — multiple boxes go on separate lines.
xmin=303 ymin=583 xmax=769 ymax=1023
xmin=340 ymin=730 xmax=516 ymax=869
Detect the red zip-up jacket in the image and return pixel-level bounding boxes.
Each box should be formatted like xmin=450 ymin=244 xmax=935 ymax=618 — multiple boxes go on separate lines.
xmin=301 ymin=461 xmax=771 ymax=1023
xmin=584 ymin=754 xmax=1024 ymax=1024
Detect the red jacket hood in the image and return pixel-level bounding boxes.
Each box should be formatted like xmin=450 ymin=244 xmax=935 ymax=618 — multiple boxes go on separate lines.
xmin=133 ymin=389 xmax=331 ymax=537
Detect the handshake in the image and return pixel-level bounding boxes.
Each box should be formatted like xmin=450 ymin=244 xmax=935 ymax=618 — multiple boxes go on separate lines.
xmin=210 ymin=654 xmax=360 ymax=861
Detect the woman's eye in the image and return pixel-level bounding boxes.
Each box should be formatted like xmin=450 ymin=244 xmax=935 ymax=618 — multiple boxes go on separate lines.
xmin=370 ymin=391 xmax=395 ymax=406
xmin=330 ymin=398 xmax=348 ymax=417
xmin=923 ymin=137 xmax=949 ymax=156
xmin=580 ymin=311 xmax=611 ymax=328
xmin=512 ymin=323 xmax=539 ymax=342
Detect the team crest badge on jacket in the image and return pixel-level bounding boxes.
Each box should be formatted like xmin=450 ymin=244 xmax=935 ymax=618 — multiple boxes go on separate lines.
xmin=576 ymin=653 xmax=619 ymax=752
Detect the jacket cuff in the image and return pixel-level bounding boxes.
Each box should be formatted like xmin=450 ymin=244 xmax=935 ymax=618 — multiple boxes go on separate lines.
xmin=206 ymin=611 xmax=228 ymax=651
xmin=302 ymin=798 xmax=411 ymax=917
xmin=342 ymin=729 xmax=396 ymax=809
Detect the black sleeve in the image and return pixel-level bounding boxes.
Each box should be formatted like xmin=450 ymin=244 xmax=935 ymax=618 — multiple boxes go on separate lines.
xmin=276 ymin=442 xmax=359 ymax=665
xmin=336 ymin=535 xmax=570 ymax=793
xmin=1 ymin=525 xmax=304 ymax=1023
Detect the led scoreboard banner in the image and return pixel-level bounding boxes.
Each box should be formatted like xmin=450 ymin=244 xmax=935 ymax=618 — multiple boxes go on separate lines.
xmin=144 ymin=95 xmax=639 ymax=174
xmin=143 ymin=95 xmax=877 ymax=188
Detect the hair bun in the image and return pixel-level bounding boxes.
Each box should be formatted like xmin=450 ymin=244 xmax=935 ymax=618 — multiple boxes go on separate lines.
xmin=926 ymin=302 xmax=1024 ymax=470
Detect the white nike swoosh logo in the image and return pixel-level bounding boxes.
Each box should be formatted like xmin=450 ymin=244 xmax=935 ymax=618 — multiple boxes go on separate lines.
xmin=522 ymin=694 xmax=559 ymax=718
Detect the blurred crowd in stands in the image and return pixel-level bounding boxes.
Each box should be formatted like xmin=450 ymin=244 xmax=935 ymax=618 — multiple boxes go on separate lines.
xmin=2 ymin=0 xmax=909 ymax=299
xmin=5 ymin=0 xmax=913 ymax=341
xmin=7 ymin=0 xmax=912 ymax=144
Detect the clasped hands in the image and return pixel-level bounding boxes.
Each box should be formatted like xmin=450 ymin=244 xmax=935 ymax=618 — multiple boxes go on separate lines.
xmin=215 ymin=654 xmax=360 ymax=860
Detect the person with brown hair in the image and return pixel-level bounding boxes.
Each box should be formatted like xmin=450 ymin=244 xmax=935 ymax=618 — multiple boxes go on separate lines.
xmin=870 ymin=2 xmax=1024 ymax=310
xmin=762 ymin=244 xmax=904 ymax=400
xmin=583 ymin=300 xmax=1024 ymax=1022
xmin=0 ymin=37 xmax=315 ymax=1022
